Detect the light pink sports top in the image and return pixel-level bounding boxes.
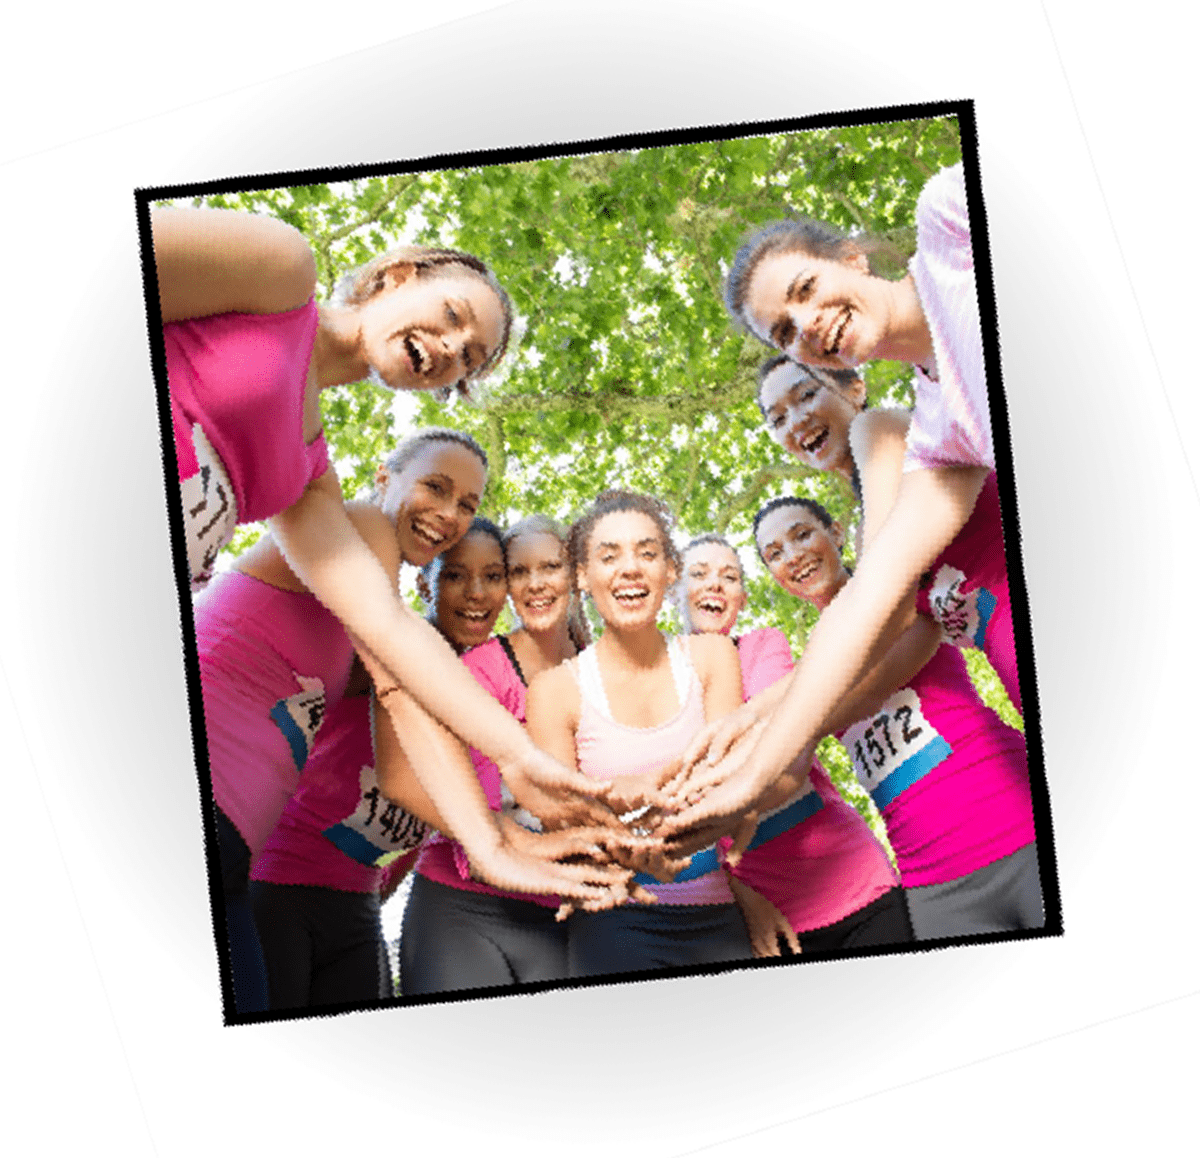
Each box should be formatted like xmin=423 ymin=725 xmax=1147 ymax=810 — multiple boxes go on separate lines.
xmin=573 ymin=636 xmax=734 ymax=906
xmin=903 ymin=163 xmax=995 ymax=475
xmin=163 ymin=299 xmax=330 ymax=591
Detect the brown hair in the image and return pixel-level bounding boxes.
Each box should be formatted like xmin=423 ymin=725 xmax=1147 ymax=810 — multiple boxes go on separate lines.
xmin=503 ymin=514 xmax=592 ymax=650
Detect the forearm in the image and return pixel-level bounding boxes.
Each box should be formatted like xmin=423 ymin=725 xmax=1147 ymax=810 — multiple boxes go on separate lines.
xmin=270 ymin=483 xmax=533 ymax=767
xmin=367 ymin=692 xmax=452 ymax=836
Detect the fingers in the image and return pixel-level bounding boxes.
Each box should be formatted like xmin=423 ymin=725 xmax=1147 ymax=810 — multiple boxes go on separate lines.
xmin=781 ymin=926 xmax=802 ymax=956
xmin=724 ymin=812 xmax=759 ymax=868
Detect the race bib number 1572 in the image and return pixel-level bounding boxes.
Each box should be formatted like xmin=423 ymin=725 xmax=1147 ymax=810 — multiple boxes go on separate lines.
xmin=842 ymin=688 xmax=952 ymax=810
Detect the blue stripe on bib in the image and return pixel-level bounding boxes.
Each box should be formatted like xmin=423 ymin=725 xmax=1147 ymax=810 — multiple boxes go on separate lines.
xmin=269 ymin=702 xmax=311 ymax=771
xmin=322 ymin=823 xmax=390 ymax=866
xmin=870 ymin=736 xmax=954 ymax=810
xmin=633 ymin=845 xmax=721 ymax=887
xmin=973 ymin=587 xmax=997 ymax=649
xmin=746 ymin=790 xmax=824 ymax=853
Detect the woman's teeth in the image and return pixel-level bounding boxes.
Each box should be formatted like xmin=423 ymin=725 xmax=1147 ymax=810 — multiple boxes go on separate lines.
xmin=413 ymin=521 xmax=446 ymax=547
xmin=613 ymin=586 xmax=649 ymax=604
xmin=791 ymin=559 xmax=820 ymax=585
xmin=404 ymin=335 xmax=428 ymax=375
xmin=800 ymin=427 xmax=829 ymax=456
xmin=825 ymin=308 xmax=851 ymax=356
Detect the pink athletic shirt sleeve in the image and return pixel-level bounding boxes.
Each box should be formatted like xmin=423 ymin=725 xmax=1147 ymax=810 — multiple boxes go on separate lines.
xmin=903 ymin=163 xmax=995 ymax=475
xmin=163 ymin=299 xmax=330 ymax=590
xmin=728 ymin=629 xmax=900 ymax=933
xmin=251 ymin=695 xmax=430 ymax=893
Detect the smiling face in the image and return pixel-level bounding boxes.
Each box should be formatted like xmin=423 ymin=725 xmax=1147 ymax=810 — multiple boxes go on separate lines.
xmin=429 ymin=527 xmax=508 ymax=653
xmin=377 ymin=440 xmax=487 ymax=569
xmin=579 ymin=510 xmax=676 ymax=632
xmin=743 ymin=247 xmax=884 ymax=370
xmin=680 ymin=541 xmax=746 ymax=635
xmin=507 ymin=530 xmax=571 ymax=636
xmin=759 ymin=361 xmax=865 ymax=477
xmin=357 ymin=266 xmax=507 ymax=397
xmin=755 ymin=504 xmax=848 ymax=610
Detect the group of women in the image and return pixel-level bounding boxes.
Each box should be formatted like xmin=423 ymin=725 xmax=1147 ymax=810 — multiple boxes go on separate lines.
xmin=153 ymin=156 xmax=1044 ymax=1015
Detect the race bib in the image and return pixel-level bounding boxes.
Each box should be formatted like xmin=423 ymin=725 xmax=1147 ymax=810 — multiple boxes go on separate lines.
xmin=842 ymin=688 xmax=952 ymax=810
xmin=323 ymin=763 xmax=429 ymax=867
xmin=268 ymin=673 xmax=326 ymax=771
xmin=180 ymin=424 xmax=238 ymax=593
xmin=928 ymin=564 xmax=996 ymax=649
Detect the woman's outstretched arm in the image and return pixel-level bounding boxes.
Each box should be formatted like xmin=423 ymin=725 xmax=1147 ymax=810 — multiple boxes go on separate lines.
xmin=660 ymin=464 xmax=987 ymax=836
xmin=150 ymin=207 xmax=316 ymax=322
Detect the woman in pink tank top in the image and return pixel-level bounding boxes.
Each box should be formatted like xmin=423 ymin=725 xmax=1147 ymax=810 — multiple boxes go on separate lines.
xmin=526 ymin=491 xmax=754 ymax=979
xmin=152 ymin=209 xmax=632 ymax=948
xmin=677 ymin=536 xmax=910 ymax=956
xmin=663 ymin=165 xmax=1020 ymax=844
xmin=753 ymin=496 xmax=1042 ymax=938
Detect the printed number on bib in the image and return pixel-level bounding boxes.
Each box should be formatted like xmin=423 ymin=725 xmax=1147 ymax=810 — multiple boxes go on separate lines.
xmin=269 ymin=673 xmax=326 ymax=771
xmin=180 ymin=424 xmax=238 ymax=592
xmin=323 ymin=763 xmax=429 ymax=867
xmin=842 ymin=687 xmax=952 ymax=810
xmin=928 ymin=564 xmax=996 ymax=650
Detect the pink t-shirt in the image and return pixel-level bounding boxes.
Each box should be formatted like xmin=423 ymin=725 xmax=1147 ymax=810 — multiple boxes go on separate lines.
xmin=728 ymin=629 xmax=900 ymax=933
xmin=415 ymin=637 xmax=559 ymax=909
xmin=836 ymin=642 xmax=1034 ymax=888
xmin=163 ymin=299 xmax=330 ymax=591
xmin=251 ymin=695 xmax=429 ymax=892
xmin=903 ymin=163 xmax=995 ymax=475
xmin=915 ymin=471 xmax=1022 ymax=715
xmin=195 ymin=570 xmax=356 ymax=859
xmin=574 ymin=637 xmax=734 ymax=907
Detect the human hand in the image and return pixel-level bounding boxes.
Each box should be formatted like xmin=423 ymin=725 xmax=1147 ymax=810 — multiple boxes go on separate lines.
xmin=665 ymin=703 xmax=762 ymax=798
xmin=728 ymin=876 xmax=801 ymax=958
xmin=500 ymin=744 xmax=621 ymax=831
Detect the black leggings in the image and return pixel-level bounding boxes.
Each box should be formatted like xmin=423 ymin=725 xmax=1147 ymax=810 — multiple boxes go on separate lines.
xmin=248 ymin=881 xmax=391 ymax=1009
xmin=214 ymin=806 xmax=269 ymax=1015
xmin=567 ymin=903 xmax=752 ymax=979
xmin=797 ymin=885 xmax=914 ymax=955
xmin=400 ymin=874 xmax=568 ymax=996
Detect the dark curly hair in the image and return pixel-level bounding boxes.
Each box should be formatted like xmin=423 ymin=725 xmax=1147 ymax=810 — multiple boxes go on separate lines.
xmin=567 ymin=490 xmax=681 ymax=583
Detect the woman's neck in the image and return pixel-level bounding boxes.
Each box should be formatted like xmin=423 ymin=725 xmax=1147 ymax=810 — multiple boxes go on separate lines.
xmin=870 ymin=274 xmax=934 ymax=368
xmin=312 ymin=305 xmax=370 ymax=389
xmin=509 ymin=619 xmax=576 ymax=682
xmin=595 ymin=620 xmax=668 ymax=672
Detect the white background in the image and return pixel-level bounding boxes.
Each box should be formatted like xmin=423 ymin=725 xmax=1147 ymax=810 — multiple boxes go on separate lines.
xmin=1 ymin=2 xmax=1193 ymax=1153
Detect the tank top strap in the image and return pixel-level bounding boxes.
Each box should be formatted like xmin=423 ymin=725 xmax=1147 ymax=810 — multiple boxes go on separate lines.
xmin=574 ymin=645 xmax=614 ymax=721
xmin=666 ymin=635 xmax=700 ymax=709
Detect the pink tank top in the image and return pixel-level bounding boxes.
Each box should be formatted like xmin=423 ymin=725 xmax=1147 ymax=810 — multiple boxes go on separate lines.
xmin=914 ymin=471 xmax=1021 ymax=715
xmin=835 ymin=643 xmax=1034 ymax=888
xmin=416 ymin=637 xmax=560 ymax=909
xmin=251 ymin=695 xmax=429 ymax=892
xmin=163 ymin=299 xmax=330 ymax=590
xmin=902 ymin=163 xmax=995 ymax=475
xmin=727 ymin=629 xmax=900 ymax=933
xmin=195 ymin=570 xmax=356 ymax=858
xmin=574 ymin=636 xmax=733 ymax=906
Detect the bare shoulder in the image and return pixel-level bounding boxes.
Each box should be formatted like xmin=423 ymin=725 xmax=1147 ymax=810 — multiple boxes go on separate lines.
xmin=686 ymin=632 xmax=740 ymax=678
xmin=344 ymin=499 xmax=401 ymax=579
xmin=850 ymin=406 xmax=911 ymax=453
xmin=151 ymin=207 xmax=317 ymax=322
xmin=526 ymin=661 xmax=580 ymax=719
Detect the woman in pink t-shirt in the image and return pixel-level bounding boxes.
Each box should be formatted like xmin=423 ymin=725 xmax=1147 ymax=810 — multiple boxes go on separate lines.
xmin=663 ymin=164 xmax=1023 ymax=847
xmin=755 ymin=355 xmax=1021 ymax=716
xmin=402 ymin=516 xmax=597 ymax=995
xmin=677 ymin=536 xmax=909 ymax=955
xmin=246 ymin=516 xmax=510 ymax=1009
xmin=152 ymin=210 xmax=632 ymax=946
xmin=752 ymin=497 xmax=1042 ymax=937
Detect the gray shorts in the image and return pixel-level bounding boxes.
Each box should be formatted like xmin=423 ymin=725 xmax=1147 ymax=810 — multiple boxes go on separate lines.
xmin=905 ymin=842 xmax=1045 ymax=940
